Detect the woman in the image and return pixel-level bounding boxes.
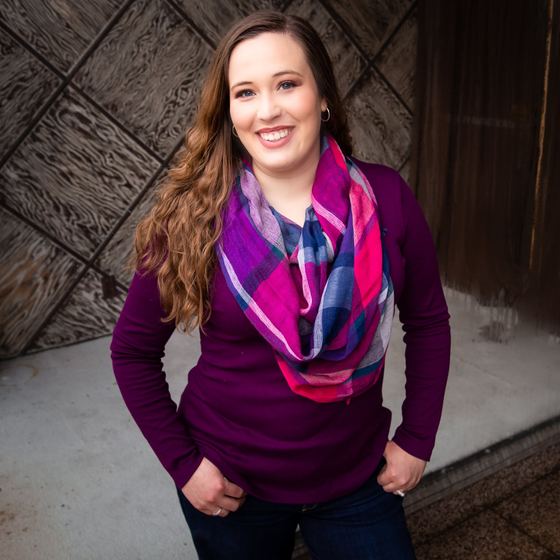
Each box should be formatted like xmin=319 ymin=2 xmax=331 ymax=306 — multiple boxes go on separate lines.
xmin=111 ymin=10 xmax=451 ymax=560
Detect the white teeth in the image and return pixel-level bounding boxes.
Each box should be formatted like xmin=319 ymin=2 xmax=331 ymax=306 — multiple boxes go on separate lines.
xmin=260 ymin=129 xmax=290 ymax=141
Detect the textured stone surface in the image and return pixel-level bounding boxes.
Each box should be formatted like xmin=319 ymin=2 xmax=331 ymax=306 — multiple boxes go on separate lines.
xmin=407 ymin=442 xmax=560 ymax=546
xmin=493 ymin=468 xmax=560 ymax=556
xmin=414 ymin=509 xmax=554 ymax=559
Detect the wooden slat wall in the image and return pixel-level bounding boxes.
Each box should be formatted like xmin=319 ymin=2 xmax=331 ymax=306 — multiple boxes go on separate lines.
xmin=525 ymin=1 xmax=560 ymax=330
xmin=412 ymin=0 xmax=558 ymax=330
xmin=0 ymin=0 xmax=418 ymax=358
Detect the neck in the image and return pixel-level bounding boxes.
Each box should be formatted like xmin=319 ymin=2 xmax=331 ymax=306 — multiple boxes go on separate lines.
xmin=252 ymin=147 xmax=320 ymax=227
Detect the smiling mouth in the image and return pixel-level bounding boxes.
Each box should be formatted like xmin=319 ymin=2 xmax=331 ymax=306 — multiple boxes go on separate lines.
xmin=258 ymin=128 xmax=293 ymax=142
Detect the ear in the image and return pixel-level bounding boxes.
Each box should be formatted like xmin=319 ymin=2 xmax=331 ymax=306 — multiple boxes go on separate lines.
xmin=320 ymin=98 xmax=328 ymax=113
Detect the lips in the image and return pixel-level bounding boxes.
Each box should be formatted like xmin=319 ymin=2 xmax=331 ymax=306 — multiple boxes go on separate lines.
xmin=254 ymin=126 xmax=295 ymax=149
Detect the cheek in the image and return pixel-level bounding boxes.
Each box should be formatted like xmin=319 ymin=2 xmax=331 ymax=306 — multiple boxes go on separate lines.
xmin=292 ymin=89 xmax=322 ymax=128
xmin=230 ymin=102 xmax=253 ymax=133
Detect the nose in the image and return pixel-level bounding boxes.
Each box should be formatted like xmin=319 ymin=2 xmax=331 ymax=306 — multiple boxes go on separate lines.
xmin=256 ymin=92 xmax=281 ymax=121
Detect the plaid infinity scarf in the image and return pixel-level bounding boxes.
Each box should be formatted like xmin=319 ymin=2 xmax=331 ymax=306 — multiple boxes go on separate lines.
xmin=217 ymin=135 xmax=394 ymax=403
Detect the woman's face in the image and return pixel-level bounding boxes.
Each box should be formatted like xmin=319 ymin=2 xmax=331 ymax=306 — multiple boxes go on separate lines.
xmin=228 ymin=32 xmax=327 ymax=180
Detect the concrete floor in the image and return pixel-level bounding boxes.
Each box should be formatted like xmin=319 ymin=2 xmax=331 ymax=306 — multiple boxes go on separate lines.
xmin=1 ymin=286 xmax=559 ymax=559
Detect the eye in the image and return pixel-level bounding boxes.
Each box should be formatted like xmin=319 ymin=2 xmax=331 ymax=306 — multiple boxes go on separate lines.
xmin=235 ymin=89 xmax=254 ymax=99
xmin=279 ymin=81 xmax=296 ymax=91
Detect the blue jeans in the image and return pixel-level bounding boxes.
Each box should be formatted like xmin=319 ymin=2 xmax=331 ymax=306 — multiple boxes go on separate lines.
xmin=176 ymin=456 xmax=417 ymax=560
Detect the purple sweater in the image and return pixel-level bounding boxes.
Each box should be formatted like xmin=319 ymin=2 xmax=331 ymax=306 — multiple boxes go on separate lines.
xmin=110 ymin=160 xmax=451 ymax=503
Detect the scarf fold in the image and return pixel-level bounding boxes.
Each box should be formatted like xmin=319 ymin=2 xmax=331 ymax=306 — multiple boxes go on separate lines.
xmin=217 ymin=135 xmax=394 ymax=403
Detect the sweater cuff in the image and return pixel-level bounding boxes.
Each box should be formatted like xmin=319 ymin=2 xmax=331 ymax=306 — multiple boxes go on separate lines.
xmin=391 ymin=425 xmax=436 ymax=462
xmin=170 ymin=450 xmax=205 ymax=490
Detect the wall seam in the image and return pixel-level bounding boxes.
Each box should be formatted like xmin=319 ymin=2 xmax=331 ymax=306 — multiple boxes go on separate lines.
xmin=0 ymin=0 xmax=137 ymax=169
xmin=0 ymin=204 xmax=91 ymax=265
xmin=341 ymin=1 xmax=417 ymax=117
xmin=165 ymin=0 xmax=217 ymax=50
xmin=18 ymin=160 xmax=167 ymax=356
xmin=67 ymin=82 xmax=165 ymax=164
xmin=529 ymin=0 xmax=554 ymax=271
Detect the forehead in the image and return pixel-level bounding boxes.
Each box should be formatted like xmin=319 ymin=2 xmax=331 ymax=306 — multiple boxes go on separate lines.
xmin=228 ymin=32 xmax=312 ymax=82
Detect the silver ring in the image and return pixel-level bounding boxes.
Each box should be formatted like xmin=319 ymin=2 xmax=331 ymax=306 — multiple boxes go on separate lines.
xmin=395 ymin=490 xmax=406 ymax=497
xmin=212 ymin=507 xmax=223 ymax=516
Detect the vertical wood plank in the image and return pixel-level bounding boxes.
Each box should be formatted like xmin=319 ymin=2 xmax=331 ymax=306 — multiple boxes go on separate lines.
xmin=412 ymin=0 xmax=549 ymax=306
xmin=525 ymin=1 xmax=560 ymax=331
xmin=410 ymin=0 xmax=458 ymax=224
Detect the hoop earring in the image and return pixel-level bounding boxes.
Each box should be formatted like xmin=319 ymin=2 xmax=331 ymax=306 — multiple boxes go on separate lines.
xmin=321 ymin=108 xmax=331 ymax=122
xmin=232 ymin=125 xmax=239 ymax=138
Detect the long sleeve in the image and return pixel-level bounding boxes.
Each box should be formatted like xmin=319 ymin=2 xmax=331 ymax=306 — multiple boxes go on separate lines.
xmin=110 ymin=268 xmax=203 ymax=489
xmin=390 ymin=176 xmax=451 ymax=461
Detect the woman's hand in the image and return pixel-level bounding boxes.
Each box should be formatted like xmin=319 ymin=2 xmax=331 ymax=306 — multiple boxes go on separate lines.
xmin=377 ymin=440 xmax=427 ymax=495
xmin=181 ymin=457 xmax=248 ymax=517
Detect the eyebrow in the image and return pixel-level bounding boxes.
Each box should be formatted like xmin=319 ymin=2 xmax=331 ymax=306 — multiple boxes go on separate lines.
xmin=230 ymin=70 xmax=304 ymax=91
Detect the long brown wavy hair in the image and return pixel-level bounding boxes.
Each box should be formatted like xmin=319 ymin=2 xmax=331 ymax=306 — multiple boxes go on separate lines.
xmin=131 ymin=10 xmax=353 ymax=333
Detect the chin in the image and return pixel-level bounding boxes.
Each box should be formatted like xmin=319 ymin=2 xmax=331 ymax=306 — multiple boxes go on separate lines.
xmin=254 ymin=148 xmax=303 ymax=171
xmin=256 ymin=157 xmax=297 ymax=174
